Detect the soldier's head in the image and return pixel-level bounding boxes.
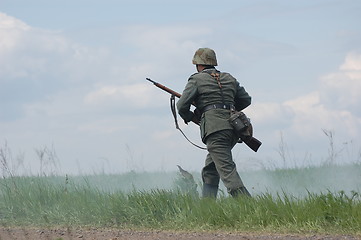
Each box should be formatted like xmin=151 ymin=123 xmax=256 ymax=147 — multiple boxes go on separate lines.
xmin=192 ymin=48 xmax=217 ymax=72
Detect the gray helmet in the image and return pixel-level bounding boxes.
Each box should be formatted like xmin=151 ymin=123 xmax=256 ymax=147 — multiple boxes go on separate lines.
xmin=192 ymin=48 xmax=218 ymax=66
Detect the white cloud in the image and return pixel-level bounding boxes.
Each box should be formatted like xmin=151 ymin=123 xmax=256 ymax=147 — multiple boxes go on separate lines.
xmin=284 ymin=53 xmax=361 ymax=142
xmin=84 ymin=83 xmax=169 ymax=110
xmin=0 ymin=12 xmax=118 ymax=84
xmin=320 ymin=52 xmax=361 ymax=116
xmin=283 ymin=92 xmax=360 ymax=138
xmin=0 ymin=13 xmax=70 ymax=79
xmin=0 ymin=12 xmax=30 ymax=52
xmin=340 ymin=52 xmax=361 ymax=71
xmin=244 ymin=102 xmax=294 ymax=129
xmin=247 ymin=53 xmax=361 ymax=165
xmin=0 ymin=12 xmax=119 ymax=121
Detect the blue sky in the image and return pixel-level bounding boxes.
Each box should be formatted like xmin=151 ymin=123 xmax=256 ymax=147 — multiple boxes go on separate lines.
xmin=0 ymin=0 xmax=360 ymax=175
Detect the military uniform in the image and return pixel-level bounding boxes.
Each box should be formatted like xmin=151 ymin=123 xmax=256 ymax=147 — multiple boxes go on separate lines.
xmin=176 ymin=48 xmax=252 ymax=198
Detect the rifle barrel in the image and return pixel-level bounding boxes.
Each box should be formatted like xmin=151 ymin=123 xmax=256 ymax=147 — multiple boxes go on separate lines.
xmin=146 ymin=78 xmax=181 ymax=98
xmin=146 ymin=78 xmax=156 ymax=84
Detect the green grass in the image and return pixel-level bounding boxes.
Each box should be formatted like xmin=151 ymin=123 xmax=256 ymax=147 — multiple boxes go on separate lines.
xmin=0 ymin=171 xmax=360 ymax=235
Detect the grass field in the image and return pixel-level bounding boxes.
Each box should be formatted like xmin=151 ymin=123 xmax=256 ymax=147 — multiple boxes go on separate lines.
xmin=0 ymin=164 xmax=360 ymax=235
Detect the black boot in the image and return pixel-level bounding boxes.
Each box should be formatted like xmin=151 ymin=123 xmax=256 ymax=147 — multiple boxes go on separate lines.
xmin=202 ymin=183 xmax=218 ymax=199
xmin=229 ymin=186 xmax=251 ymax=198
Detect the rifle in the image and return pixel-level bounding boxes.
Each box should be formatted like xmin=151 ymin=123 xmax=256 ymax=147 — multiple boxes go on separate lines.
xmin=146 ymin=78 xmax=262 ymax=152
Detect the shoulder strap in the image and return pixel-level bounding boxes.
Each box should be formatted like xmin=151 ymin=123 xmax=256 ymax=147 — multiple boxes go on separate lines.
xmin=208 ymin=71 xmax=226 ymax=104
xmin=170 ymin=94 xmax=207 ymax=150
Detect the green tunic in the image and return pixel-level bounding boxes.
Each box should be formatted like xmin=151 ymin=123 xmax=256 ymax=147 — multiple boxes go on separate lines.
xmin=177 ymin=68 xmax=251 ymax=143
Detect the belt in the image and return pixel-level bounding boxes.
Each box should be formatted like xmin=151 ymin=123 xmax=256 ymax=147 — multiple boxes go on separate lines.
xmin=202 ymin=104 xmax=235 ymax=113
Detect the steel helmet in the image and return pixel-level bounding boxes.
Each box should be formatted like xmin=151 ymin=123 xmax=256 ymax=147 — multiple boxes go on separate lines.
xmin=192 ymin=48 xmax=218 ymax=66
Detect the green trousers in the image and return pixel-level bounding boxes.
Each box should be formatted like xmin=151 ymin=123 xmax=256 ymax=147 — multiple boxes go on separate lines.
xmin=202 ymin=129 xmax=245 ymax=193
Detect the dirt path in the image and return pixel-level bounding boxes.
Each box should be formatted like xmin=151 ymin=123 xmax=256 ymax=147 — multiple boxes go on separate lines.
xmin=0 ymin=227 xmax=360 ymax=240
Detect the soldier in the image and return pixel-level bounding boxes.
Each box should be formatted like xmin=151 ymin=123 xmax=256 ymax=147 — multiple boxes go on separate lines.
xmin=176 ymin=47 xmax=252 ymax=198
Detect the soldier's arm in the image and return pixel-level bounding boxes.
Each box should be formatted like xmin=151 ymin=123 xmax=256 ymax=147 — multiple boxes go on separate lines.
xmin=176 ymin=78 xmax=198 ymax=123
xmin=234 ymin=81 xmax=251 ymax=111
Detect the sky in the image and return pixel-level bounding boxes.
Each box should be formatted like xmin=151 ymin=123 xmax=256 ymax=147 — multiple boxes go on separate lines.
xmin=0 ymin=0 xmax=361 ymax=176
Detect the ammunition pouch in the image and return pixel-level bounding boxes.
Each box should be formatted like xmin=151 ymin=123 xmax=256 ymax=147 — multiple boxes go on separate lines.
xmin=228 ymin=111 xmax=253 ymax=141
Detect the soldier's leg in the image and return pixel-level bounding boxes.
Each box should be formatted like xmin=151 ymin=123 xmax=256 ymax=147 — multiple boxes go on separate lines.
xmin=205 ymin=129 xmax=251 ymax=197
xmin=201 ymin=154 xmax=220 ymax=198
xmin=229 ymin=186 xmax=251 ymax=197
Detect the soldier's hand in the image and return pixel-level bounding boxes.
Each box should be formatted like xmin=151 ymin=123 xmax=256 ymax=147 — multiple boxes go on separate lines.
xmin=192 ymin=109 xmax=201 ymax=125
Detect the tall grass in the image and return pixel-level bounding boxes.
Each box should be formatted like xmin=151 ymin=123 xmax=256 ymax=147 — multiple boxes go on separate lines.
xmin=0 ymin=174 xmax=360 ymax=234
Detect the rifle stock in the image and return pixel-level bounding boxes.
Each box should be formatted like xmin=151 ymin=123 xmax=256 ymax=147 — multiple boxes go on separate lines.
xmin=146 ymin=78 xmax=262 ymax=152
xmin=242 ymin=137 xmax=262 ymax=152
